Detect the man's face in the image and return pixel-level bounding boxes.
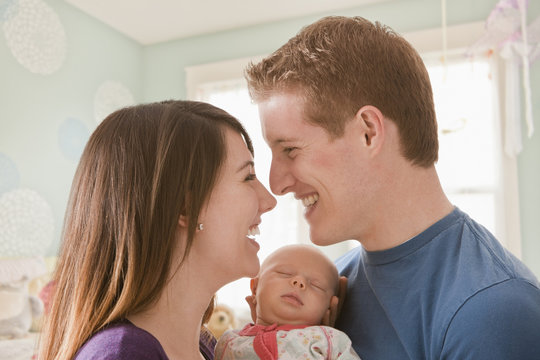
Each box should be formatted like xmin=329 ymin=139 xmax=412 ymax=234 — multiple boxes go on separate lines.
xmin=257 ymin=92 xmax=373 ymax=245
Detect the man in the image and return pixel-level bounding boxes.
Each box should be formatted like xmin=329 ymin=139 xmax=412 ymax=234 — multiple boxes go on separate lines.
xmin=245 ymin=16 xmax=540 ymax=359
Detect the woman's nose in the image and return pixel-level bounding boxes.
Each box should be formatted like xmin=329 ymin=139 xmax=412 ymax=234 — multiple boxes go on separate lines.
xmin=258 ymin=181 xmax=277 ymax=214
xmin=290 ymin=276 xmax=306 ymax=290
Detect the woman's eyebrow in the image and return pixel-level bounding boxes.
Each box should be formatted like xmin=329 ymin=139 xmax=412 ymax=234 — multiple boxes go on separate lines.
xmin=236 ymin=160 xmax=255 ymax=173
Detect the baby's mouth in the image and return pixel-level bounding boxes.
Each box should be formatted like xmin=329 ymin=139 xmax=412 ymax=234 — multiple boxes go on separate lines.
xmin=281 ymin=293 xmax=303 ymax=306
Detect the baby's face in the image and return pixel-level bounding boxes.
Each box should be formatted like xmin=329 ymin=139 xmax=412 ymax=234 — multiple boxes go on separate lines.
xmin=252 ymin=245 xmax=338 ymax=326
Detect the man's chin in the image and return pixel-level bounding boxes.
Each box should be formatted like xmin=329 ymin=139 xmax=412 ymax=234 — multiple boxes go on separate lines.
xmin=309 ymin=229 xmax=341 ymax=247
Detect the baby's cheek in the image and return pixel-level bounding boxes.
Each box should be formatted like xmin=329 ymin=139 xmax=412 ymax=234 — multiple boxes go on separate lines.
xmin=325 ymin=294 xmax=334 ymax=307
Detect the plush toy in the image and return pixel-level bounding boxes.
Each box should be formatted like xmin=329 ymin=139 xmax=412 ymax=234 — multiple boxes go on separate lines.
xmin=0 ymin=257 xmax=46 ymax=339
xmin=207 ymin=304 xmax=238 ymax=339
xmin=0 ymin=276 xmax=43 ymax=339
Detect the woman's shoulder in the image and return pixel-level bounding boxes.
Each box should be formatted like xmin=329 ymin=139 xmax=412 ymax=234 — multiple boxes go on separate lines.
xmin=74 ymin=320 xmax=169 ymax=360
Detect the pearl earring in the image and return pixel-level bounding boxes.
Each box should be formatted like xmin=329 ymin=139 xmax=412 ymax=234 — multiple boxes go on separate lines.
xmin=197 ymin=223 xmax=204 ymax=231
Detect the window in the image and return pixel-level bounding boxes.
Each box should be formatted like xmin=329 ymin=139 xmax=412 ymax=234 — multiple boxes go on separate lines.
xmin=406 ymin=22 xmax=522 ymax=256
xmin=186 ymin=22 xmax=521 ymax=323
xmin=430 ymin=57 xmax=499 ymax=235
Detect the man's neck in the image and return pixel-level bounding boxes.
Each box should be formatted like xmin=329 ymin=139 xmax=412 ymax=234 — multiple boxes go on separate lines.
xmin=360 ymin=165 xmax=454 ymax=251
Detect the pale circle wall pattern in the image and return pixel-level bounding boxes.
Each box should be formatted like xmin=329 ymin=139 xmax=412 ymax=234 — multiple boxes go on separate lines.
xmin=0 ymin=153 xmax=20 ymax=194
xmin=0 ymin=188 xmax=54 ymax=256
xmin=94 ymin=81 xmax=136 ymax=124
xmin=0 ymin=0 xmax=18 ymax=22
xmin=58 ymin=117 xmax=90 ymax=161
xmin=2 ymin=0 xmax=67 ymax=75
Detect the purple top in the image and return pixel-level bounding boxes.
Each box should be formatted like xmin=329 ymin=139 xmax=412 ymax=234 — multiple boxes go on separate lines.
xmin=74 ymin=319 xmax=215 ymax=359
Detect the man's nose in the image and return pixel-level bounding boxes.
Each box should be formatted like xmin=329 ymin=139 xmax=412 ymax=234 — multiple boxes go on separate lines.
xmin=269 ymin=158 xmax=294 ymax=195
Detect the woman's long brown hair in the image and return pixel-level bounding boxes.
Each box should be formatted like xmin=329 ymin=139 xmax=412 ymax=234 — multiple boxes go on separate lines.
xmin=38 ymin=100 xmax=253 ymax=360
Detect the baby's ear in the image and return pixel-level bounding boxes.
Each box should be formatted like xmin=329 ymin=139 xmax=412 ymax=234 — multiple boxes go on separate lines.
xmin=250 ymin=278 xmax=259 ymax=300
xmin=246 ymin=278 xmax=259 ymax=323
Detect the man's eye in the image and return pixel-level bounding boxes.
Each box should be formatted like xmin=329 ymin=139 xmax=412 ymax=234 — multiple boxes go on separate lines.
xmin=245 ymin=173 xmax=256 ymax=181
xmin=283 ymin=147 xmax=298 ymax=155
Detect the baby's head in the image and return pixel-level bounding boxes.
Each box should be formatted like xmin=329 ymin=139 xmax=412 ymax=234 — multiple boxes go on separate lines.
xmin=250 ymin=244 xmax=339 ymax=326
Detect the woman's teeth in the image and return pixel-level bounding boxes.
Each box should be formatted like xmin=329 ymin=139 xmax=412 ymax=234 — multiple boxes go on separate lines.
xmin=301 ymin=194 xmax=319 ymax=207
xmin=247 ymin=225 xmax=260 ymax=239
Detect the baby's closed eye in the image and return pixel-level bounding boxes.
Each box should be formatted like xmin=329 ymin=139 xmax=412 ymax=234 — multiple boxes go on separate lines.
xmin=276 ymin=270 xmax=293 ymax=277
xmin=310 ymin=282 xmax=326 ymax=292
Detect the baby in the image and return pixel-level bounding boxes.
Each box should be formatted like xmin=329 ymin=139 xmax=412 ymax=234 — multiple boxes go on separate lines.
xmin=215 ymin=244 xmax=360 ymax=359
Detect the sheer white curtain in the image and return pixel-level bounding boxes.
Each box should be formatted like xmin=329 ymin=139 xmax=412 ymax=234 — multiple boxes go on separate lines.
xmin=430 ymin=56 xmax=499 ymax=236
xmin=406 ymin=22 xmax=521 ymax=256
xmin=427 ymin=53 xmax=520 ymax=255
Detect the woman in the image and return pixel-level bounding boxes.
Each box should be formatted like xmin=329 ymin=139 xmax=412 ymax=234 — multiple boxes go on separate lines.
xmin=38 ymin=100 xmax=276 ymax=359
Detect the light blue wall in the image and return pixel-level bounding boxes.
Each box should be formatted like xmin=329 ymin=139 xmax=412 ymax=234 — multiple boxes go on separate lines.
xmin=1 ymin=0 xmax=538 ymax=277
xmin=0 ymin=0 xmax=142 ymax=255
xmin=142 ymin=0 xmax=501 ymax=102
xmin=143 ymin=0 xmax=540 ymax=276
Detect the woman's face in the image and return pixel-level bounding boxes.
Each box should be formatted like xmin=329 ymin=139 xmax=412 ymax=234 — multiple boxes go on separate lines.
xmin=191 ymin=127 xmax=277 ymax=285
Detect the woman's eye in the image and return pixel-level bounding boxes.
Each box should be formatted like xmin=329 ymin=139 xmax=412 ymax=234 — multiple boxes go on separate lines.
xmin=245 ymin=173 xmax=256 ymax=181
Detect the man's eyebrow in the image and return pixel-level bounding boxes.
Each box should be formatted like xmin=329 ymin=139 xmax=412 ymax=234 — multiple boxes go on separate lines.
xmin=236 ymin=160 xmax=255 ymax=172
xmin=272 ymin=138 xmax=297 ymax=146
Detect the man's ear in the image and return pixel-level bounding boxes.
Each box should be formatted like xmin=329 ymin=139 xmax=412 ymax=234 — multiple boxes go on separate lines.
xmin=250 ymin=278 xmax=259 ymax=304
xmin=355 ymin=105 xmax=385 ymax=154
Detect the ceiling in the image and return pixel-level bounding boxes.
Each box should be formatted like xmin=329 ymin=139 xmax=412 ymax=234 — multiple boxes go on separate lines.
xmin=64 ymin=0 xmax=390 ymax=45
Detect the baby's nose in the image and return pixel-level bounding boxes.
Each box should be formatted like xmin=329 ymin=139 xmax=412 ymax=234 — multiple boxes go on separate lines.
xmin=290 ymin=277 xmax=306 ymax=289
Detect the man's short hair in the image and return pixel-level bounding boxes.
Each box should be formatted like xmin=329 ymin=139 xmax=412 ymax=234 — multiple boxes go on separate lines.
xmin=245 ymin=16 xmax=438 ymax=167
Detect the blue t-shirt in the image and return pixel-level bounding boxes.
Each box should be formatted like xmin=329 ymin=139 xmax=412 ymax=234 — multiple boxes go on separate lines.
xmin=335 ymin=207 xmax=540 ymax=360
xmin=74 ymin=319 xmax=216 ymax=359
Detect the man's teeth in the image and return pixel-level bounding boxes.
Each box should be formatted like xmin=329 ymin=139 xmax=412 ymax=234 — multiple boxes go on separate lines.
xmin=247 ymin=226 xmax=260 ymax=239
xmin=301 ymin=194 xmax=319 ymax=207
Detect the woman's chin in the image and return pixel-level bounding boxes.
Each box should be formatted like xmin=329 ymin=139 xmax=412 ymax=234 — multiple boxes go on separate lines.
xmin=244 ymin=263 xmax=260 ymax=278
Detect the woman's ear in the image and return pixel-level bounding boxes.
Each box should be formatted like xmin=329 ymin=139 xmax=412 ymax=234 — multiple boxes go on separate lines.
xmin=178 ymin=215 xmax=188 ymax=228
